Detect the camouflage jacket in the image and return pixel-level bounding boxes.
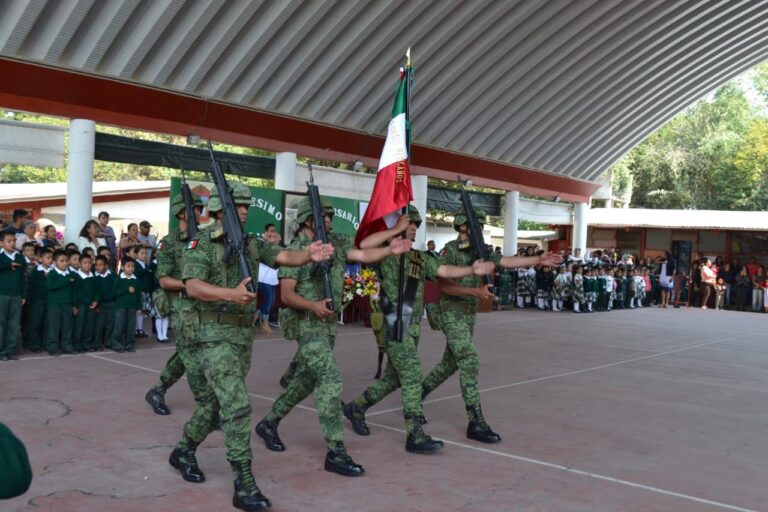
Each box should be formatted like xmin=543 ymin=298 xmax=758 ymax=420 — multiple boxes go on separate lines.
xmin=379 ymin=249 xmax=439 ymax=325
xmin=439 ymin=236 xmax=501 ymax=311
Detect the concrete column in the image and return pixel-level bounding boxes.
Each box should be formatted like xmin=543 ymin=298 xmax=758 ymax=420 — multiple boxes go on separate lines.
xmin=411 ymin=174 xmax=428 ymax=250
xmin=503 ymin=190 xmax=520 ymax=256
xmin=65 ymin=119 xmax=95 ymax=243
xmin=275 ymin=151 xmax=298 ymax=191
xmin=572 ymin=201 xmax=589 ymax=256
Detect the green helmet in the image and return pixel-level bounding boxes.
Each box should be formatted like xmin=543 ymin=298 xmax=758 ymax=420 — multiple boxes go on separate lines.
xmin=170 ymin=191 xmax=203 ymax=217
xmin=295 ymin=196 xmax=335 ymax=224
xmin=207 ymin=182 xmax=252 ymax=213
xmin=453 ymin=206 xmax=486 ymax=230
xmin=407 ymin=204 xmax=422 ymax=225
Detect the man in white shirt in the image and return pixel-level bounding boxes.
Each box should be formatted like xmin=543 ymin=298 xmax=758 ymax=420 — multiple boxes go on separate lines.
xmin=257 ymin=224 xmax=281 ymax=333
xmin=137 ymin=221 xmax=157 ymax=261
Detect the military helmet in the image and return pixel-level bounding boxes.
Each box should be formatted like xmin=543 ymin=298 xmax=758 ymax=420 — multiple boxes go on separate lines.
xmin=407 ymin=204 xmax=422 ymax=225
xmin=295 ymin=196 xmax=335 ymax=224
xmin=170 ymin=191 xmax=203 ymax=217
xmin=453 ymin=206 xmax=486 ymax=230
xmin=207 ymin=182 xmax=252 ymax=213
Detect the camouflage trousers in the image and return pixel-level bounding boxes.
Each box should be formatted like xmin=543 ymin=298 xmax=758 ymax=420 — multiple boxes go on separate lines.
xmin=266 ymin=332 xmax=343 ymax=447
xmin=422 ymin=315 xmax=480 ymax=418
xmin=352 ymin=323 xmax=424 ymax=425
xmin=156 ymin=350 xmax=186 ymax=392
xmin=180 ymin=341 xmax=253 ymax=463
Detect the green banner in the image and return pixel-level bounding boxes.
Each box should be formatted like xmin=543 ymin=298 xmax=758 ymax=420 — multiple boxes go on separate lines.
xmin=327 ymin=196 xmax=361 ymax=237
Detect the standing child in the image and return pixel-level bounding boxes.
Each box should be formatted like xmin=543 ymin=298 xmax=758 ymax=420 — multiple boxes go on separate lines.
xmin=635 ymin=269 xmax=646 ymax=307
xmin=584 ymin=266 xmax=597 ymax=312
xmin=571 ymin=265 xmax=584 ymax=313
xmin=536 ymin=265 xmax=552 ymax=310
xmin=596 ymin=266 xmax=607 ymax=311
xmin=93 ymin=255 xmax=116 ymax=350
xmin=626 ymin=267 xmax=636 ymax=308
xmin=45 ymin=249 xmax=76 ymax=356
xmin=133 ymin=247 xmax=154 ymax=339
xmin=0 ymin=231 xmax=27 ymax=361
xmin=26 ymin=248 xmax=53 ymax=353
xmin=111 ymin=257 xmax=141 ymax=352
xmin=72 ymin=254 xmax=100 ymax=352
xmin=68 ymin=250 xmax=81 ymax=272
xmin=20 ymin=242 xmax=38 ymax=351
xmin=604 ymin=268 xmax=615 ymax=311
xmin=552 ymin=265 xmax=568 ymax=311
xmin=642 ymin=268 xmax=653 ymax=307
xmin=714 ymin=277 xmax=727 ymax=310
xmin=615 ymin=267 xmax=626 ymax=309
xmin=515 ymin=267 xmax=530 ymax=308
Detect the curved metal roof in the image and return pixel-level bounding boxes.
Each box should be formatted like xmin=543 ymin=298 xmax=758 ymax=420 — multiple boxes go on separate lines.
xmin=1 ymin=0 xmax=767 ymax=184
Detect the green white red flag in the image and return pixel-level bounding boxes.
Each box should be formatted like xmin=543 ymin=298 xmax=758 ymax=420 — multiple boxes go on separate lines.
xmin=355 ymin=63 xmax=413 ymax=247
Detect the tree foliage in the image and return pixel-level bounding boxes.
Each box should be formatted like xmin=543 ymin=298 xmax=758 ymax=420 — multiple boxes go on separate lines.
xmin=612 ymin=76 xmax=768 ymax=211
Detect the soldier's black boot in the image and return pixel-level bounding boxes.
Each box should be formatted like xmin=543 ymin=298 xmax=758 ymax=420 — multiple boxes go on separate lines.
xmin=145 ymin=387 xmax=171 ymax=415
xmin=342 ymin=402 xmax=370 ymax=436
xmin=324 ymin=442 xmax=364 ymax=477
xmin=231 ymin=461 xmax=271 ymax=511
xmin=255 ymin=418 xmax=285 ymax=452
xmin=405 ymin=415 xmax=443 ymax=454
xmin=169 ymin=438 xmax=205 ymax=483
xmin=466 ymin=405 xmax=502 ymax=444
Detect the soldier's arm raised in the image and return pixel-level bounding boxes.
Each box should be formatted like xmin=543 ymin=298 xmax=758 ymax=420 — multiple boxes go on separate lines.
xmin=438 ymin=278 xmax=495 ymax=299
xmin=500 ymin=253 xmax=562 ymax=269
xmin=347 ymin=238 xmax=412 ymax=263
xmin=275 ymin=241 xmax=334 ymax=267
xmin=358 ymin=214 xmax=409 ymax=249
xmin=436 ymin=260 xmax=495 ymax=279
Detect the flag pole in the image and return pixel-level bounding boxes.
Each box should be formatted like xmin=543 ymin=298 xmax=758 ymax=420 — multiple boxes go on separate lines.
xmin=394 ymin=48 xmax=413 ymax=342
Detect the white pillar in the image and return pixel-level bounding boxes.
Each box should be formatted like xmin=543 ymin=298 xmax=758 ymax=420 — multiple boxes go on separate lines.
xmin=411 ymin=174 xmax=428 ymax=250
xmin=275 ymin=151 xmax=298 ymax=191
xmin=572 ymin=201 xmax=589 ymax=256
xmin=503 ymin=190 xmax=519 ymax=256
xmin=65 ymin=119 xmax=95 ymax=244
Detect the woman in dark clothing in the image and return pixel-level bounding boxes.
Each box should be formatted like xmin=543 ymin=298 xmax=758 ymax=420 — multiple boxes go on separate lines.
xmin=719 ymin=262 xmax=735 ymax=308
xmin=40 ymin=224 xmax=61 ymax=249
xmin=734 ymin=268 xmax=752 ymax=312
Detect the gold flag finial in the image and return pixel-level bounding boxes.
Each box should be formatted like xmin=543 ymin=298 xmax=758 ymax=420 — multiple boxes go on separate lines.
xmin=405 ymin=47 xmax=412 ymax=68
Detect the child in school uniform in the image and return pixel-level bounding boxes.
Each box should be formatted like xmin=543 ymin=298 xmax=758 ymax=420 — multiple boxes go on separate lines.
xmin=93 ymin=255 xmax=115 ymax=351
xmin=571 ymin=265 xmax=585 ymax=313
xmin=20 ymin=242 xmax=38 ymax=351
xmin=72 ymin=254 xmax=100 ymax=353
xmin=67 ymin=250 xmax=81 ymax=273
xmin=111 ymin=257 xmax=141 ymax=353
xmin=634 ymin=269 xmax=646 ymax=308
xmin=714 ymin=277 xmax=727 ymax=310
xmin=45 ymin=249 xmax=76 ymax=356
xmin=0 ymin=231 xmax=27 ymax=361
xmin=604 ymin=267 xmax=615 ymax=311
xmin=132 ymin=247 xmax=152 ymax=339
xmin=584 ymin=266 xmax=597 ymax=312
xmin=642 ymin=268 xmax=653 ymax=307
xmin=552 ymin=265 xmax=568 ymax=312
xmin=515 ymin=267 xmax=530 ymax=308
xmin=536 ymin=265 xmax=553 ymax=310
xmin=596 ymin=266 xmax=607 ymax=312
xmin=26 ymin=247 xmax=53 ymax=353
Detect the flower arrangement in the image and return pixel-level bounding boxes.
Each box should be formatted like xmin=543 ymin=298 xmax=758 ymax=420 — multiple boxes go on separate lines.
xmin=342 ymin=267 xmax=381 ymax=309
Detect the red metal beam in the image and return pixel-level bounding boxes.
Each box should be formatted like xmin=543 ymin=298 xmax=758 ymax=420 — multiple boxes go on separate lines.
xmin=0 ymin=58 xmax=598 ymax=202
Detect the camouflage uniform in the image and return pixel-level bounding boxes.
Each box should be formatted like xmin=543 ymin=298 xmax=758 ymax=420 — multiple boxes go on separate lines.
xmin=349 ymin=250 xmax=437 ymax=427
xmin=178 ymin=224 xmax=281 ymax=462
xmin=421 ymin=237 xmax=501 ymax=410
xmin=263 ymin=230 xmax=349 ymax=447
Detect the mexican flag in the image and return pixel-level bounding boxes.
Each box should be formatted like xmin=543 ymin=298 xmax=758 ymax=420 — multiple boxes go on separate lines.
xmin=354 ymin=65 xmax=413 ymax=247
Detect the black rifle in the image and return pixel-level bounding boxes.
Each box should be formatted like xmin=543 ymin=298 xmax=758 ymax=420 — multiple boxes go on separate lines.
xmin=306 ymin=163 xmax=334 ymax=311
xmin=181 ymin=181 xmax=198 ymax=239
xmin=207 ymin=142 xmax=256 ymax=293
xmin=458 ymin=176 xmax=492 ymax=286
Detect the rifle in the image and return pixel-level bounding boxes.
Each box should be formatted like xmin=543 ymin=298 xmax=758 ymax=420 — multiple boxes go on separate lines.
xmin=207 ymin=141 xmax=256 ymax=293
xmin=306 ymin=163 xmax=334 ymax=311
xmin=457 ymin=176 xmax=493 ymax=286
xmin=181 ymin=180 xmax=198 ymax=239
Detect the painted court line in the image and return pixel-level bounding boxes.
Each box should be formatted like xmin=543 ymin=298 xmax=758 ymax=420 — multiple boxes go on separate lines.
xmin=367 ymin=332 xmax=756 ymax=417
xmin=85 ymin=351 xmax=757 ymax=512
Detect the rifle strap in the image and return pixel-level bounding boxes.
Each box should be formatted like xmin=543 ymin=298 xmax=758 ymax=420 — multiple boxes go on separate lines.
xmin=381 ymin=251 xmax=421 ymax=340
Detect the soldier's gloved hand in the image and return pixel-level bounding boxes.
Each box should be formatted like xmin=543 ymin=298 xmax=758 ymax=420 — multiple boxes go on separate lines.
xmin=308 ymin=241 xmax=335 ymax=262
xmin=475 ymin=285 xmax=495 ymax=300
xmin=229 ymin=278 xmax=257 ymax=305
xmin=310 ymin=299 xmax=334 ymax=319
xmin=389 ymin=238 xmax=413 ymax=255
xmin=472 ymin=260 xmax=495 ymax=276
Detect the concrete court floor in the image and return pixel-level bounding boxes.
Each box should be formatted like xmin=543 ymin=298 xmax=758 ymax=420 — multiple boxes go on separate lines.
xmin=1 ymin=306 xmax=767 ymax=512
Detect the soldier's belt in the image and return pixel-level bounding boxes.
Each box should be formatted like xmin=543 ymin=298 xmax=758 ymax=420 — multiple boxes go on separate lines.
xmin=199 ymin=311 xmax=255 ymax=327
xmin=302 ymin=311 xmax=339 ymax=322
xmin=440 ymin=302 xmax=477 ymax=315
xmin=167 ymin=290 xmax=187 ymax=299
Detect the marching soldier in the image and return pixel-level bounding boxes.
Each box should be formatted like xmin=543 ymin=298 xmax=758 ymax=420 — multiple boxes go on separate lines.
xmin=169 ymin=183 xmax=334 ymax=512
xmin=343 ymin=205 xmax=494 ymax=453
xmin=145 ymin=192 xmax=202 ymax=415
xmin=420 ymin=206 xmax=561 ymax=444
xmin=254 ymin=196 xmax=412 ymax=474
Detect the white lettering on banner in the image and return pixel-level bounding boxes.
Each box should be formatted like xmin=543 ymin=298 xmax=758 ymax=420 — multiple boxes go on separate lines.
xmin=256 ymin=198 xmax=283 ymax=221
xmin=335 ymin=208 xmax=359 ymax=229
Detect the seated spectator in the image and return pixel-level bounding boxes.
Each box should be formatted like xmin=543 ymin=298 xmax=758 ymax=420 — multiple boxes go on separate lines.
xmin=40 ymin=224 xmax=61 ymax=249
xmin=77 ymin=220 xmax=107 ymax=253
xmin=15 ymin=221 xmax=41 ymax=251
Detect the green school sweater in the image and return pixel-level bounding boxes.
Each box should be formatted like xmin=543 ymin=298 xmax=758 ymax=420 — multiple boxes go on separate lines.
xmin=28 ymin=267 xmax=51 ymax=301
xmin=95 ymin=272 xmax=116 ymax=303
xmin=74 ymin=271 xmax=100 ymax=306
xmin=0 ymin=250 xmax=26 ymax=297
xmin=113 ymin=275 xmax=141 ymax=309
xmin=134 ymin=260 xmax=157 ymax=294
xmin=46 ymin=268 xmax=75 ymax=306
